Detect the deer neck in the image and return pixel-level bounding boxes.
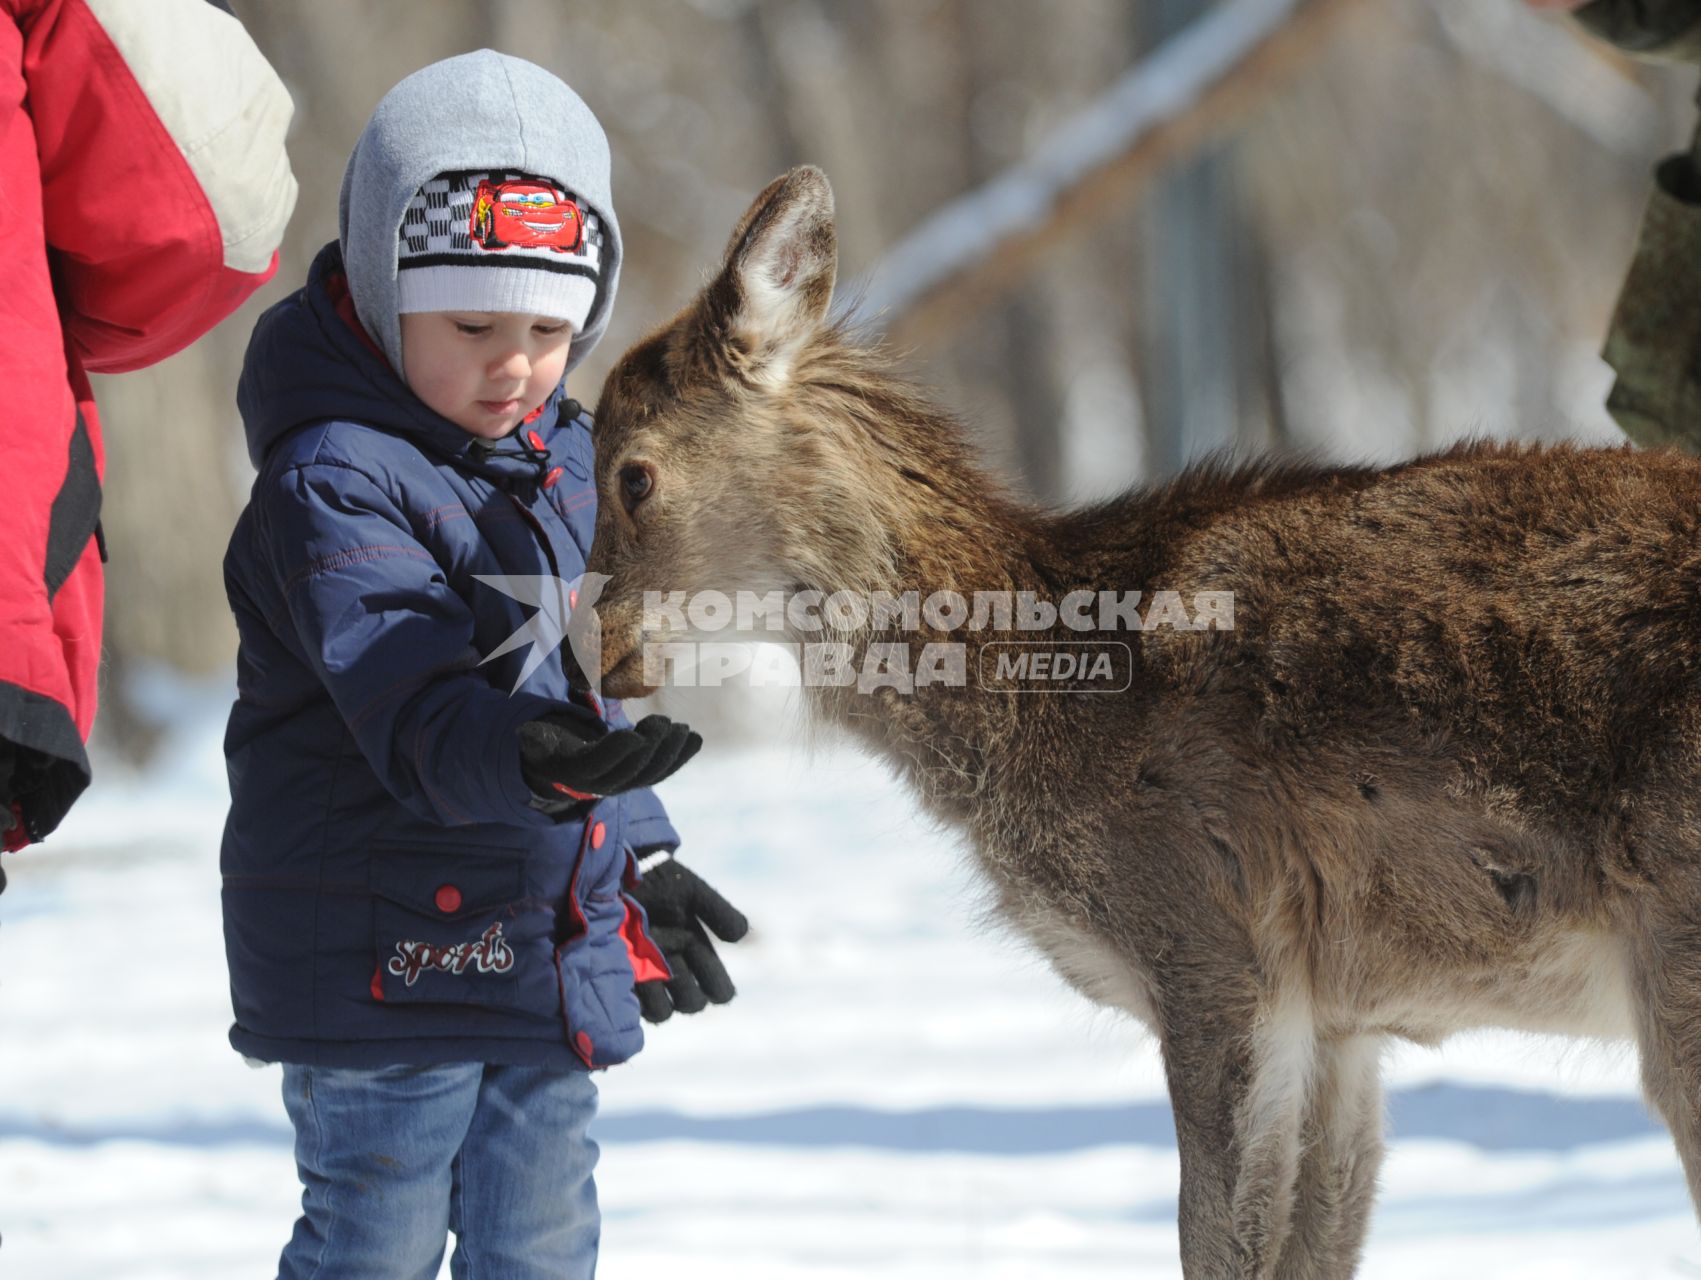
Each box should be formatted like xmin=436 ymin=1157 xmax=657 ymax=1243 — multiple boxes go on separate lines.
xmin=778 ymin=365 xmax=1064 ymax=819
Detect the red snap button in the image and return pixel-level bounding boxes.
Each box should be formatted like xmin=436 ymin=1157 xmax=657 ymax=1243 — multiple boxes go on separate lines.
xmin=590 ymin=821 xmax=606 ymax=850
xmin=434 ymin=884 xmax=462 ymax=913
xmin=527 ymin=429 xmax=546 ymax=451
xmin=569 ymin=588 xmax=578 ymax=608
xmin=543 ymin=466 xmax=565 ymax=489
xmin=574 ymin=1030 xmax=594 ymax=1059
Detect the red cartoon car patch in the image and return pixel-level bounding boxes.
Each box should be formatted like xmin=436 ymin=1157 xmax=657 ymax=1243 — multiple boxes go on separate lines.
xmin=470 ymin=180 xmax=585 ymax=253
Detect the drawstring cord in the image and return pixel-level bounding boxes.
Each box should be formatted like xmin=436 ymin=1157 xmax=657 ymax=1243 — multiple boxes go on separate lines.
xmin=465 ymin=399 xmax=582 ymax=494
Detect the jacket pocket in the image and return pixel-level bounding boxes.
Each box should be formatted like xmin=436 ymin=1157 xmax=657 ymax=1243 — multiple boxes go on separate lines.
xmin=370 ymin=844 xmax=537 ymax=1007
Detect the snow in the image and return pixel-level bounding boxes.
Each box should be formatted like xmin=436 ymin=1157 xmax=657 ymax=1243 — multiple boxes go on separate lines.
xmin=1 ymin=683 xmax=1697 ymax=1277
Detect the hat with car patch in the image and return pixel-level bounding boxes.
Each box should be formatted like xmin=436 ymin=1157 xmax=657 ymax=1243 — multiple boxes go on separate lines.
xmin=395 ymin=169 xmax=605 ymax=332
xmin=338 ymin=51 xmax=624 ymax=382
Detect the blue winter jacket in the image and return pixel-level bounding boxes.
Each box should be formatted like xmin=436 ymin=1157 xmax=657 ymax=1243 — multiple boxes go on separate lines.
xmin=220 ymin=242 xmax=677 ymax=1069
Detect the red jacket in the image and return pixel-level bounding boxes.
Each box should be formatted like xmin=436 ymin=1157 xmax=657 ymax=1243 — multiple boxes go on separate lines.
xmin=0 ymin=0 xmax=295 ymax=846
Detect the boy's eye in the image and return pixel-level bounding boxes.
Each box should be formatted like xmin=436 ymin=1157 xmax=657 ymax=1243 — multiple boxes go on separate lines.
xmin=454 ymin=322 xmax=491 ymax=336
xmin=533 ymin=322 xmax=568 ymax=336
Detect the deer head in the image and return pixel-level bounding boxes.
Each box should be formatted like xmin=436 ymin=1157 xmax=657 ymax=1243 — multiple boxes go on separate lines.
xmin=583 ymin=166 xmax=905 ymax=697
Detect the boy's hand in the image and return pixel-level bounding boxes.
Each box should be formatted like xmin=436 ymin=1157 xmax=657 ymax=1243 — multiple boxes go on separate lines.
xmin=628 ymin=854 xmax=749 ymax=1022
xmin=518 ymin=708 xmax=701 ymax=802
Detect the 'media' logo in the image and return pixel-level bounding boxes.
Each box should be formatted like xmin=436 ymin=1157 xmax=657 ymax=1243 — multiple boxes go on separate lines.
xmin=977 ymin=642 xmax=1132 ymax=693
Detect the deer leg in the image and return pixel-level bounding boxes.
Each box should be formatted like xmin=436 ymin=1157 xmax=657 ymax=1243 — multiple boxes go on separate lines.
xmin=1630 ymin=912 xmax=1701 ymax=1214
xmin=1274 ymin=1034 xmax=1386 ymax=1280
xmin=1162 ymin=982 xmax=1316 ymax=1279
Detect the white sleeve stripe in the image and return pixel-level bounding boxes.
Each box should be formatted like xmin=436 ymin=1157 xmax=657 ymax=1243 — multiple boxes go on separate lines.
xmin=83 ymin=0 xmax=297 ymax=274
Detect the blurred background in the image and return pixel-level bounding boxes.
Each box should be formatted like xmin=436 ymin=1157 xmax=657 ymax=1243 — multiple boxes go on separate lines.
xmin=92 ymin=0 xmax=1668 ymax=760
xmin=8 ymin=2 xmax=1701 ymax=1276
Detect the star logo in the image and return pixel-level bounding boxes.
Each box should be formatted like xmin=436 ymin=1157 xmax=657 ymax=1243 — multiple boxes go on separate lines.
xmin=475 ymin=571 xmax=610 ymax=697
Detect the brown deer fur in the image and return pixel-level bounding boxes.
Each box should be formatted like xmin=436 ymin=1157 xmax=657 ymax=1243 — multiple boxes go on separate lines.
xmin=582 ymin=166 xmax=1701 ymax=1277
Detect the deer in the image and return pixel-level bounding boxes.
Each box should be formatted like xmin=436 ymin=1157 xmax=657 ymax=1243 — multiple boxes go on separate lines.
xmin=578 ymin=165 xmax=1701 ymax=1278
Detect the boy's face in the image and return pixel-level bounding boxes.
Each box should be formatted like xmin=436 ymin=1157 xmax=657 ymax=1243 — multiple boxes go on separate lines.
xmin=399 ymin=311 xmax=573 ymax=439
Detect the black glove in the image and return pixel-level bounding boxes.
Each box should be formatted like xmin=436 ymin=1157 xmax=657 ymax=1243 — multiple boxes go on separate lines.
xmin=628 ymin=854 xmax=749 ymax=1023
xmin=518 ymin=707 xmax=701 ymax=804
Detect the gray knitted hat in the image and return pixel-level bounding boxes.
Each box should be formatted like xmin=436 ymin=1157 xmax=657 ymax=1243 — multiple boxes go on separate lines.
xmin=338 ymin=51 xmax=622 ymax=381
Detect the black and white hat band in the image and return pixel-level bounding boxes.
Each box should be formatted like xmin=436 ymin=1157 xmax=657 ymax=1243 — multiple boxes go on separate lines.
xmin=397 ymin=170 xmax=605 ymax=331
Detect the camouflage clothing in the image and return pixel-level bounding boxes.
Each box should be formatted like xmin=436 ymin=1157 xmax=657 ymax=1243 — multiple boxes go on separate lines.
xmin=1577 ymin=0 xmax=1701 ymax=450
xmin=1601 ymin=148 xmax=1701 ymax=451
xmin=1575 ymin=0 xmax=1701 ymax=61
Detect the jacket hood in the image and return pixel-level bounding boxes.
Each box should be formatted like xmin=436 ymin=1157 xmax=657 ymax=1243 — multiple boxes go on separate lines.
xmin=338 ymin=49 xmax=622 ymax=381
xmin=237 ymin=241 xmax=566 ymax=482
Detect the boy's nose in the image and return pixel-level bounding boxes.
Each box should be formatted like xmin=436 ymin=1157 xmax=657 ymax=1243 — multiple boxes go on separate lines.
xmin=491 ymin=349 xmax=532 ymax=380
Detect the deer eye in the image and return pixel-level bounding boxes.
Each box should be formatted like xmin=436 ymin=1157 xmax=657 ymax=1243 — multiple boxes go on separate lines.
xmin=619 ymin=463 xmax=654 ymax=514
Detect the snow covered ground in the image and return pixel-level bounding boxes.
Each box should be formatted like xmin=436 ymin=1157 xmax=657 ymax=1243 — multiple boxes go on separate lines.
xmin=1 ymin=684 xmax=1697 ymax=1278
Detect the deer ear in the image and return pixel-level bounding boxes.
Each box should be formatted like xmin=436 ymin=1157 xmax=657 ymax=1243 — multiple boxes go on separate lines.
xmin=713 ymin=166 xmax=837 ymax=381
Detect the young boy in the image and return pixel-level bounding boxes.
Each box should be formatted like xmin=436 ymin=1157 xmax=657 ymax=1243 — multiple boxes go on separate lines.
xmin=221 ymin=51 xmax=747 ymax=1279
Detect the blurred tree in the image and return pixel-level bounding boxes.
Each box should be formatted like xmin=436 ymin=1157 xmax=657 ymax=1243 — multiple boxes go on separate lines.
xmin=86 ymin=0 xmax=1678 ymax=759
xmin=1136 ymin=0 xmax=1278 ymax=476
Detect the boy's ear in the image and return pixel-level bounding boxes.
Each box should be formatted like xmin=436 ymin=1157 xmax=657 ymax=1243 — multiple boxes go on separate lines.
xmin=707 ymin=166 xmax=837 ymax=385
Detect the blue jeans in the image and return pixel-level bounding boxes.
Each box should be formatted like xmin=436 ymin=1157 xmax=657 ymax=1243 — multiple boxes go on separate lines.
xmin=276 ymin=1062 xmax=600 ymax=1280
